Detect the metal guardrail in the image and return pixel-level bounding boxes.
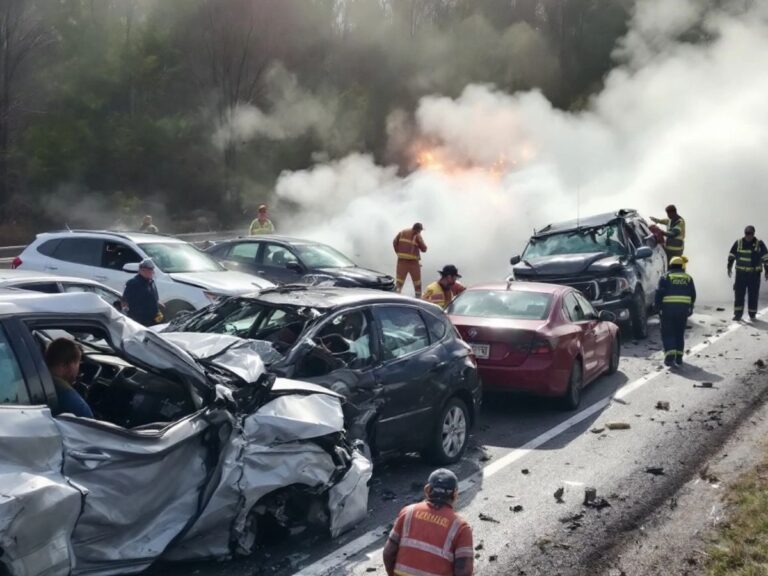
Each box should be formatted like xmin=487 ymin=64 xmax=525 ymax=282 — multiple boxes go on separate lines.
xmin=0 ymin=230 xmax=241 ymax=267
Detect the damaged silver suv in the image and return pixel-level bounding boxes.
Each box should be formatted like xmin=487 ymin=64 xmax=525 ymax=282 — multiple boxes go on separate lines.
xmin=0 ymin=291 xmax=371 ymax=576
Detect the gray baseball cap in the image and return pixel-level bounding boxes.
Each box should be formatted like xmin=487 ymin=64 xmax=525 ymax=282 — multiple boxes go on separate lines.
xmin=139 ymin=258 xmax=155 ymax=270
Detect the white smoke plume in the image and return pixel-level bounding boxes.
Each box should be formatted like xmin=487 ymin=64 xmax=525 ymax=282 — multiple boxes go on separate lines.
xmin=275 ymin=0 xmax=768 ymax=301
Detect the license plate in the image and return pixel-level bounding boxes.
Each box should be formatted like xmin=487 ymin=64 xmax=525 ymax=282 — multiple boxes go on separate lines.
xmin=470 ymin=343 xmax=490 ymax=359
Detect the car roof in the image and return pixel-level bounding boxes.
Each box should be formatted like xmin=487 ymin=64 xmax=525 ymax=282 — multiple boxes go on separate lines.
xmin=34 ymin=230 xmax=186 ymax=244
xmin=535 ymin=209 xmax=639 ymax=237
xmin=0 ymin=290 xmax=117 ymax=318
xmin=468 ymin=282 xmax=571 ymax=295
xmin=214 ymin=235 xmax=325 ymax=246
xmin=235 ymin=285 xmax=438 ymax=310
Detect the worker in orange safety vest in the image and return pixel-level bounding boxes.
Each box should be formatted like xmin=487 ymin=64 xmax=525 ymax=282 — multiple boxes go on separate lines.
xmin=423 ymin=265 xmax=466 ymax=309
xmin=383 ymin=468 xmax=474 ymax=576
xmin=393 ymin=223 xmax=428 ymax=297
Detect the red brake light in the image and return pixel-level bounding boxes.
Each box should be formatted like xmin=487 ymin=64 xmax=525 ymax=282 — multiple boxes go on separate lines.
xmin=530 ymin=338 xmax=553 ymax=354
xmin=11 ymin=257 xmax=22 ymax=269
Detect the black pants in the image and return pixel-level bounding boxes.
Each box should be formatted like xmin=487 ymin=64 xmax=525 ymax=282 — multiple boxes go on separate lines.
xmin=661 ymin=308 xmax=688 ymax=365
xmin=734 ymin=271 xmax=761 ymax=318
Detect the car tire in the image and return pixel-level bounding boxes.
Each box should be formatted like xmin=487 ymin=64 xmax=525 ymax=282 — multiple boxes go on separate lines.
xmin=164 ymin=300 xmax=195 ymax=320
xmin=559 ymin=359 xmax=583 ymax=411
xmin=426 ymin=397 xmax=470 ymax=465
xmin=607 ymin=336 xmax=620 ymax=374
xmin=630 ymin=290 xmax=648 ymax=340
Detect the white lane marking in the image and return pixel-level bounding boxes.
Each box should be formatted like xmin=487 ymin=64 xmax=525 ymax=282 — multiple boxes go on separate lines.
xmin=294 ymin=305 xmax=768 ymax=576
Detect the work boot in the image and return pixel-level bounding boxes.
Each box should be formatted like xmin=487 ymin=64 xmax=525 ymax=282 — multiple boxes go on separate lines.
xmin=749 ymin=314 xmax=757 ymax=321
xmin=733 ymin=315 xmax=742 ymax=321
xmin=675 ymin=356 xmax=684 ymax=367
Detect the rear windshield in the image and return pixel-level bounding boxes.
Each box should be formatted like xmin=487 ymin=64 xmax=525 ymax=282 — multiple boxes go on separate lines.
xmin=448 ymin=290 xmax=553 ymax=320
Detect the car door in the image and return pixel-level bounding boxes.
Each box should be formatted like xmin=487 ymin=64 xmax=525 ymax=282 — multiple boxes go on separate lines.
xmin=369 ymin=305 xmax=440 ymax=453
xmin=215 ymin=241 xmax=262 ymax=276
xmin=563 ymin=292 xmax=599 ymax=379
xmin=261 ymin=243 xmax=305 ymax=285
xmin=575 ymin=292 xmax=612 ymax=373
xmin=0 ymin=322 xmax=82 ymax=576
xmin=46 ymin=237 xmax=105 ymax=281
xmin=96 ymin=240 xmax=142 ymax=291
xmin=634 ymin=219 xmax=666 ymax=297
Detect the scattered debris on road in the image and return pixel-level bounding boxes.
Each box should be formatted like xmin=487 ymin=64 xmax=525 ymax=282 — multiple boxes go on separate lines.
xmin=585 ymin=497 xmax=611 ymax=510
xmin=655 ymin=401 xmax=670 ymax=411
xmin=480 ymin=453 xmax=493 ymax=462
xmin=605 ymin=421 xmax=631 ymax=430
xmin=584 ymin=487 xmax=597 ymax=504
xmin=479 ymin=513 xmax=500 ymax=523
xmin=755 ymin=359 xmax=766 ymax=368
xmin=716 ymin=307 xmax=726 ymax=311
xmin=489 ymin=555 xmax=498 ymax=562
xmin=645 ymin=466 xmax=665 ymax=476
xmin=694 ymin=382 xmax=714 ymax=389
xmin=559 ymin=512 xmax=584 ymax=531
xmin=590 ymin=427 xmax=605 ymax=434
xmin=554 ymin=487 xmax=565 ymax=503
xmin=521 ymin=468 xmax=530 ymax=475
xmin=511 ymin=505 xmax=524 ymax=513
xmin=475 ymin=542 xmax=484 ymax=551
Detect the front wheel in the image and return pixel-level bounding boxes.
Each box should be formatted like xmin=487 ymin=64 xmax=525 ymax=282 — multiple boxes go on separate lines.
xmin=426 ymin=397 xmax=469 ymax=464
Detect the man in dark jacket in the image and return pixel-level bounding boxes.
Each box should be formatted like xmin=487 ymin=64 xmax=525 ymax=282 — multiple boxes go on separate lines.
xmin=655 ymin=256 xmax=696 ymax=368
xmin=727 ymin=225 xmax=768 ymax=321
xmin=122 ymin=258 xmax=163 ymax=326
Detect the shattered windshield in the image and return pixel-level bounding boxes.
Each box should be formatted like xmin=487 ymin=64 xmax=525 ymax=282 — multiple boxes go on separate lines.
xmin=523 ymin=223 xmax=626 ymax=258
xmin=169 ymin=297 xmax=315 ymax=353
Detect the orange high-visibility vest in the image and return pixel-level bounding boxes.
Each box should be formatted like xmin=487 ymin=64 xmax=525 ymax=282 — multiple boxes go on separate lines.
xmin=394 ymin=229 xmax=425 ymax=261
xmin=389 ymin=501 xmax=473 ymax=576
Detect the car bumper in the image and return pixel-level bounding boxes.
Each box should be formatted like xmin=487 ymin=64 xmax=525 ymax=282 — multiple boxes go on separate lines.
xmin=592 ymin=294 xmax=633 ymax=322
xmin=478 ymin=357 xmax=570 ymax=396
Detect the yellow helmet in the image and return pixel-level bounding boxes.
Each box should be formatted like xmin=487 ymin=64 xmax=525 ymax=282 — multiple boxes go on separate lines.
xmin=669 ymin=256 xmax=685 ymax=267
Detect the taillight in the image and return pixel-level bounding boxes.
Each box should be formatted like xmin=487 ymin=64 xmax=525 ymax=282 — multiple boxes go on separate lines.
xmin=530 ymin=338 xmax=553 ymax=354
xmin=11 ymin=257 xmax=22 ymax=269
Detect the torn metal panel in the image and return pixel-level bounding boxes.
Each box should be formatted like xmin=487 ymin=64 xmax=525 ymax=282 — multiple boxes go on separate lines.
xmin=0 ymin=407 xmax=81 ymax=576
xmin=328 ymin=449 xmax=373 ymax=538
xmin=243 ymin=394 xmax=344 ymax=444
xmin=55 ymin=414 xmax=213 ymax=575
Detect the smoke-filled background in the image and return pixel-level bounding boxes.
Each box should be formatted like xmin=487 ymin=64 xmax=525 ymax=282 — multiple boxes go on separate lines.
xmin=275 ymin=0 xmax=768 ymax=300
xmin=1 ymin=0 xmax=766 ymax=299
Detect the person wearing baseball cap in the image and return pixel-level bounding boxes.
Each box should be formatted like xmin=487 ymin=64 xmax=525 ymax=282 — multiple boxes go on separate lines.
xmin=393 ymin=222 xmax=428 ymax=297
xmin=122 ymin=258 xmax=163 ymax=326
xmin=422 ymin=264 xmax=466 ymax=309
xmin=249 ymin=204 xmax=275 ymax=235
xmin=383 ymin=468 xmax=473 ymax=576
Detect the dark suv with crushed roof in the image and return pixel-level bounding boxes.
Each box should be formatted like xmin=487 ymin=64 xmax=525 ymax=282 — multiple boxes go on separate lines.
xmin=510 ymin=209 xmax=667 ymax=339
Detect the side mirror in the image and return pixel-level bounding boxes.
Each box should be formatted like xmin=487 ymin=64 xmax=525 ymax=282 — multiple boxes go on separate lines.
xmin=113 ymin=300 xmax=123 ymax=312
xmin=286 ymin=261 xmax=304 ymax=273
xmin=634 ymin=246 xmax=653 ymax=260
xmin=510 ymin=255 xmax=521 ymax=265
xmin=123 ymin=262 xmax=139 ymax=273
xmin=598 ymin=310 xmax=617 ymax=323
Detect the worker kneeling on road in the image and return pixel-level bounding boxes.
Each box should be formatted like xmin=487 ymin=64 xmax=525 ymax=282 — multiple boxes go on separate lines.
xmin=383 ymin=468 xmax=473 ymax=576
xmin=423 ymin=265 xmax=466 ymax=309
xmin=727 ymin=225 xmax=768 ymax=321
xmin=655 ymin=256 xmax=696 ymax=368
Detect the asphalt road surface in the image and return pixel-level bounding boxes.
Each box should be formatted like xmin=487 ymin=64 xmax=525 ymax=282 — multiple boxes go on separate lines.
xmin=150 ymin=297 xmax=768 ymax=576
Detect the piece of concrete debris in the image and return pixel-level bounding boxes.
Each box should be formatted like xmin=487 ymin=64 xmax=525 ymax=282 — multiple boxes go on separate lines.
xmin=590 ymin=427 xmax=605 ymax=434
xmin=479 ymin=513 xmax=500 ymax=523
xmin=479 ymin=453 xmax=493 ymax=462
xmin=584 ymin=487 xmax=597 ymax=505
xmin=605 ymin=421 xmax=631 ymax=430
xmin=521 ymin=468 xmax=530 ymax=475
xmin=645 ymin=466 xmax=665 ymax=476
xmin=489 ymin=555 xmax=498 ymax=562
xmin=366 ymin=568 xmax=377 ymax=573
xmin=655 ymin=401 xmax=670 ymax=411
xmin=554 ymin=486 xmax=565 ymax=503
xmin=511 ymin=505 xmax=524 ymax=513
xmin=584 ymin=497 xmax=611 ymax=510
xmin=716 ymin=307 xmax=726 ymax=311
xmin=694 ymin=382 xmax=714 ymax=389
xmin=755 ymin=359 xmax=766 ymax=368
xmin=475 ymin=542 xmax=485 ymax=551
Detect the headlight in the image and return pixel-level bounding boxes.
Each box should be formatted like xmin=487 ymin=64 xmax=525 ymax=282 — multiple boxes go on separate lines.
xmin=600 ymin=277 xmax=631 ymax=298
xmin=203 ymin=290 xmax=224 ymax=302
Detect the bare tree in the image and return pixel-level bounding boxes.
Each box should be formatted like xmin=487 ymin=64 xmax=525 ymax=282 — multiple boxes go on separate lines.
xmin=0 ymin=0 xmax=50 ymax=203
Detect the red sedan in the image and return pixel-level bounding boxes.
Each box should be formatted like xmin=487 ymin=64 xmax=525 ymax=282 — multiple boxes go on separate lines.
xmin=447 ymin=282 xmax=620 ymax=409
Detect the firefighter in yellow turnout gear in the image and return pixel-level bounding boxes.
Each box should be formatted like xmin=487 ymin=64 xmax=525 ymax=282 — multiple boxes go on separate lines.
xmin=655 ymin=256 xmax=696 ymax=368
xmin=651 ymin=204 xmax=686 ymax=262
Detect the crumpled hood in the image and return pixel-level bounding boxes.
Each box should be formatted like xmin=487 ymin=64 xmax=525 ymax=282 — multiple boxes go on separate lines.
xmin=314 ymin=267 xmax=393 ymax=286
xmin=514 ymin=252 xmax=624 ymax=277
xmin=169 ymin=271 xmax=274 ymax=295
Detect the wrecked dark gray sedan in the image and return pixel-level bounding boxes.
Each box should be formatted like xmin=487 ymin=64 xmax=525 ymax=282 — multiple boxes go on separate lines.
xmin=0 ymin=291 xmax=371 ymax=576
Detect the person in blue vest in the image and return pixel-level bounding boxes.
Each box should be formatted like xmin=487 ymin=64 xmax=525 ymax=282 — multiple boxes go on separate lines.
xmin=655 ymin=256 xmax=696 ymax=368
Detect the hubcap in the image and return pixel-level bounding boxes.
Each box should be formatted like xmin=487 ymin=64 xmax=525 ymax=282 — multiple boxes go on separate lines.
xmin=441 ymin=406 xmax=467 ymax=458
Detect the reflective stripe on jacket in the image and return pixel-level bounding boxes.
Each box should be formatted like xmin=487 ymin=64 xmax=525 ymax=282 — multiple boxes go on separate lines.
xmin=655 ymin=271 xmax=696 ymax=311
xmin=665 ymin=216 xmax=685 ymax=254
xmin=423 ymin=282 xmax=465 ymax=309
xmin=389 ymin=501 xmax=473 ymax=576
xmin=728 ymin=237 xmax=768 ymax=273
xmin=394 ymin=229 xmax=426 ymax=261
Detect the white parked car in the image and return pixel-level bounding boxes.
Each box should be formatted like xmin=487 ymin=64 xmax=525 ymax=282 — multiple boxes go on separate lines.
xmin=13 ymin=230 xmax=275 ymax=317
xmin=0 ymin=269 xmax=123 ymax=309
